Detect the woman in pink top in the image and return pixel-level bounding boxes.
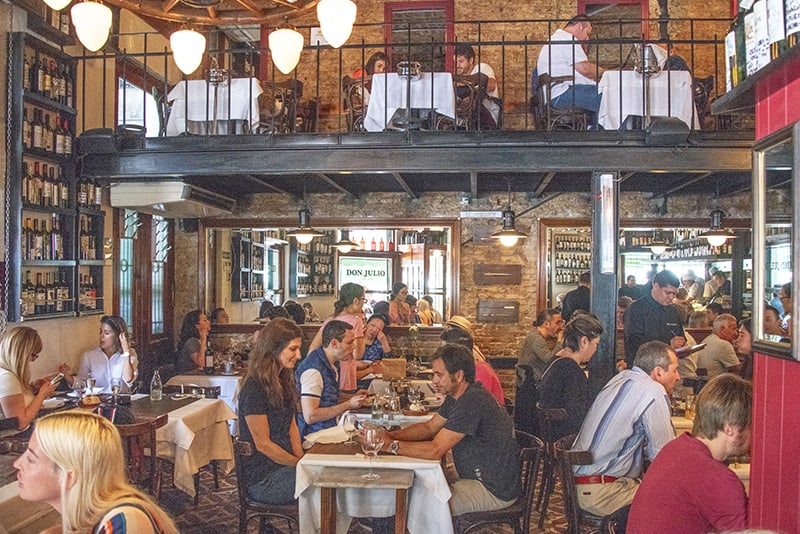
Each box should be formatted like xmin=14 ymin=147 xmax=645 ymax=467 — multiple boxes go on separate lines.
xmin=388 ymin=283 xmax=413 ymax=325
xmin=307 ymin=283 xmax=366 ymax=391
xmin=440 ymin=327 xmax=506 ymax=406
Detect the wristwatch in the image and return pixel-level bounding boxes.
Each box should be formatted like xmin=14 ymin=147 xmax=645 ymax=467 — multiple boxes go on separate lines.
xmin=389 ymin=440 xmax=400 ymax=455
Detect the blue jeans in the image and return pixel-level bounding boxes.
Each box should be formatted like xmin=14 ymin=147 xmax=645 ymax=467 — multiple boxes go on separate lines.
xmin=552 ymin=84 xmax=602 ymax=114
xmin=247 ymin=465 xmax=297 ymax=504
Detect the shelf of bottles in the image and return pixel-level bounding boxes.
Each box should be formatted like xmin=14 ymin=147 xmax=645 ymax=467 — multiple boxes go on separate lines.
xmin=620 ymin=229 xmax=734 ymax=260
xmin=725 ymin=0 xmax=800 ymax=91
xmin=294 ymin=231 xmax=336 ymax=296
xmin=552 ymin=233 xmax=592 ymax=286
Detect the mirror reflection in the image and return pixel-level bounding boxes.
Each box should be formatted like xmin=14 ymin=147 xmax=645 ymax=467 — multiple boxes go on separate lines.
xmin=204 ymin=223 xmax=454 ymax=325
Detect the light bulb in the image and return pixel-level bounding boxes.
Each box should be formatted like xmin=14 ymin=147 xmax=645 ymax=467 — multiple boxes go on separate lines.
xmin=70 ymin=1 xmax=112 ymax=52
xmin=499 ymin=235 xmax=520 ymax=247
xmin=170 ymin=29 xmax=206 ymax=75
xmin=295 ymin=233 xmax=315 ymax=245
xmin=705 ymin=235 xmax=728 ymax=247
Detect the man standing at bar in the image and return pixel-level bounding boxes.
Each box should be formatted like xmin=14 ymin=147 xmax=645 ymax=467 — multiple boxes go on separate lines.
xmin=624 ymin=270 xmax=686 ymax=369
xmin=562 ymin=271 xmax=591 ymax=321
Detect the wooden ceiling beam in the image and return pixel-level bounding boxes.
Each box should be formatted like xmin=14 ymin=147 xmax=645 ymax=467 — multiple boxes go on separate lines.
xmin=232 ymin=0 xmax=265 ymax=17
xmin=162 ymin=0 xmax=180 ymax=13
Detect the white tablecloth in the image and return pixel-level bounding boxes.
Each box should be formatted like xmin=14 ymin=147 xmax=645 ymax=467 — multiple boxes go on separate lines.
xmin=364 ymin=72 xmax=456 ymax=132
xmin=296 ymin=453 xmax=453 ymax=534
xmin=166 ymin=374 xmax=243 ymax=434
xmin=152 ymin=397 xmax=237 ymax=497
xmin=166 ymin=78 xmax=263 ymax=136
xmin=671 ymin=415 xmax=694 ymax=435
xmin=597 ymin=70 xmax=700 ymax=130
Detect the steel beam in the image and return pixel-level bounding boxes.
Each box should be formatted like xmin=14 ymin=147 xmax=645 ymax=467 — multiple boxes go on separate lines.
xmin=315 ymin=173 xmax=357 ymax=198
xmin=391 ymin=173 xmax=418 ymax=199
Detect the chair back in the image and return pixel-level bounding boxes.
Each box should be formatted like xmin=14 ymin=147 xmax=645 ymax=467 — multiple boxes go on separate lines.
xmin=536 ymin=401 xmax=569 ymax=443
xmin=693 ymin=75 xmax=714 ymax=128
xmin=162 ymin=384 xmax=221 ymax=398
xmin=537 ymin=73 xmax=589 ymax=130
xmin=513 ymin=365 xmax=540 ymax=437
xmin=234 ymin=439 xmax=254 ymax=508
xmin=513 ymin=430 xmax=545 ymax=532
xmin=553 ymin=433 xmax=595 ymax=534
xmin=452 ymin=73 xmax=488 ymax=130
xmin=342 ymin=77 xmax=367 ymax=131
xmin=116 ymin=413 xmax=168 ymax=498
xmin=258 ymin=83 xmax=289 ymax=133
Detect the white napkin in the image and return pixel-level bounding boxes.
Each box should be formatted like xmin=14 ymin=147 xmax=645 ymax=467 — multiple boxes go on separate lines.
xmin=303 ymin=425 xmax=349 ymax=449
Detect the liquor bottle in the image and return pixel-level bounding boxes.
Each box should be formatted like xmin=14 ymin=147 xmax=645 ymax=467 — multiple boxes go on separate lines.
xmin=379 ymin=237 xmax=385 ymax=251
xmin=22 ymin=108 xmax=31 ymax=149
xmin=150 ymin=369 xmax=163 ymax=401
xmin=34 ymin=272 xmax=46 ymax=315
xmin=204 ymin=340 xmax=215 ymax=374
xmin=32 ymin=109 xmax=43 ymax=149
xmin=370 ymin=237 xmax=377 ymax=251
xmin=388 ymin=239 xmax=395 ymax=251
xmin=45 ymin=272 xmax=56 ymax=314
xmin=359 ymin=235 xmax=366 ymax=250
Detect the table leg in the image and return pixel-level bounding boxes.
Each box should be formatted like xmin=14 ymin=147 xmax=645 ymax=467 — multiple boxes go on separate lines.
xmin=320 ymin=487 xmax=337 ymax=534
xmin=395 ymin=488 xmax=407 ymax=534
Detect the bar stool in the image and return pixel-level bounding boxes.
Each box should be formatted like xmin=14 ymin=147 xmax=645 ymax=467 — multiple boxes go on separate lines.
xmin=312 ymin=466 xmax=414 ymax=534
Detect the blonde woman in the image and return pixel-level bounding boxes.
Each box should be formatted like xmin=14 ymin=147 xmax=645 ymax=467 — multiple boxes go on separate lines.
xmin=14 ymin=411 xmax=178 ymax=534
xmin=0 ymin=326 xmax=60 ymax=435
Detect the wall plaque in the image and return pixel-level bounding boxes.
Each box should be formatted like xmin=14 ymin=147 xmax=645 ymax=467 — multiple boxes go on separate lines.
xmin=477 ymin=300 xmax=520 ymax=323
xmin=474 ymin=264 xmax=522 ymax=285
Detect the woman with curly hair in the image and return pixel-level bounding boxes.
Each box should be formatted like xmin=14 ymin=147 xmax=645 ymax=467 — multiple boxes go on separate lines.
xmin=175 ymin=309 xmax=211 ymax=373
xmin=388 ymin=282 xmax=413 ymax=325
xmin=307 ymin=283 xmax=366 ymax=392
xmin=239 ymin=318 xmax=305 ymax=504
xmin=14 ymin=410 xmax=177 ymax=533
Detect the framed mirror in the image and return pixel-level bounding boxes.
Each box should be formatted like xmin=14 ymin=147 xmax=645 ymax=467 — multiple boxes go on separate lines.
xmin=752 ymin=122 xmax=797 ymax=359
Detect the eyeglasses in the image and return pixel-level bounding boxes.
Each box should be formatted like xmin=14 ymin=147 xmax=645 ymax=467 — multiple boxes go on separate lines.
xmin=30 ymin=353 xmax=40 ymax=361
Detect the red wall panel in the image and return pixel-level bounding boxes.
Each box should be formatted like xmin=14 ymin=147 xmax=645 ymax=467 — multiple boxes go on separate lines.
xmin=749 ymin=352 xmax=800 ymax=531
xmin=755 ymin=54 xmax=800 ymax=138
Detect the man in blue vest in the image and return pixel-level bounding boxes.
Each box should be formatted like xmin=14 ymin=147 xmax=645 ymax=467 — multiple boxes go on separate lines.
xmin=296 ymin=320 xmax=368 ymax=439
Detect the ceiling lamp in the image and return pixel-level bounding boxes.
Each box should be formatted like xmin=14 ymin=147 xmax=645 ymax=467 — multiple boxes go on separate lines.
xmin=70 ymin=1 xmax=112 ymax=52
xmin=699 ymin=208 xmax=737 ymax=247
xmin=268 ymin=26 xmax=304 ymax=74
xmin=334 ymin=230 xmax=358 ymax=253
xmin=170 ymin=29 xmax=206 ymax=75
xmin=647 ymin=230 xmax=670 ymax=256
xmin=491 ymin=185 xmax=527 ymax=247
xmin=43 ymin=0 xmax=72 ymax=11
xmin=317 ymin=0 xmax=357 ymax=48
xmin=287 ymin=207 xmax=325 ymax=245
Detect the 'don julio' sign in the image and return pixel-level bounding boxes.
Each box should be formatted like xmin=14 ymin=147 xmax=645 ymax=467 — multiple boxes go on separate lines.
xmin=338 ymin=256 xmax=393 ymax=293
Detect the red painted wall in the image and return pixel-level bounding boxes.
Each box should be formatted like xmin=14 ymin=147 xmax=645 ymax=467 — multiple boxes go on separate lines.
xmin=750 ymin=51 xmax=800 ymax=532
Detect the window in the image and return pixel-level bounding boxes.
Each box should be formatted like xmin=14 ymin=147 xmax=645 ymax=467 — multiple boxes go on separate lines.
xmin=578 ymin=0 xmax=650 ymax=68
xmin=385 ymin=1 xmax=454 ymax=72
xmin=117 ymin=78 xmax=162 ymax=137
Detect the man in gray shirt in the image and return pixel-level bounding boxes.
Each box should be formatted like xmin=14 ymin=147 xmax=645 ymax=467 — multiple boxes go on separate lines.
xmin=517 ymin=309 xmax=564 ymax=383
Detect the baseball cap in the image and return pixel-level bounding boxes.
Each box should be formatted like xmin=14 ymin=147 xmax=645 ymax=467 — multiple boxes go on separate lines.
xmin=446 ymin=315 xmax=473 ymax=332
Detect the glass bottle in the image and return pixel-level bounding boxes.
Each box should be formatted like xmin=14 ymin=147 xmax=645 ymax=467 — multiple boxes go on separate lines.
xmin=150 ymin=369 xmax=163 ymax=401
xmin=204 ymin=340 xmax=215 ymax=375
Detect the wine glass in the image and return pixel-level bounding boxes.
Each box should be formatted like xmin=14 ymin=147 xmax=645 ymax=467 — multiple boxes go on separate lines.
xmin=85 ymin=374 xmax=96 ymax=395
xmin=72 ymin=378 xmax=85 ymax=400
xmin=110 ymin=378 xmax=122 ymax=404
xmin=408 ymin=386 xmax=422 ymax=407
xmin=343 ymin=414 xmax=358 ymax=445
xmin=361 ymin=425 xmax=385 ymax=480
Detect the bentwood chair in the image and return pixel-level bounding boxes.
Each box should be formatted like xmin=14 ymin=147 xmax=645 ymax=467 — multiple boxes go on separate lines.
xmin=537 ymin=73 xmax=590 ymax=131
xmin=234 ymin=439 xmax=299 ymax=534
xmin=342 ymin=76 xmax=367 ymax=132
xmin=452 ymin=431 xmax=544 ymax=534
xmin=435 ymin=73 xmax=487 ymax=131
xmin=553 ymin=433 xmax=605 ymax=534
xmin=116 ymin=413 xmax=169 ymax=500
xmin=535 ymin=402 xmax=569 ymax=528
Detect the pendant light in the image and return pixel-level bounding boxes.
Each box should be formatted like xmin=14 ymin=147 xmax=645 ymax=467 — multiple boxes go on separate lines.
xmin=269 ymin=24 xmax=304 ymax=74
xmin=70 ymin=1 xmax=112 ymax=52
xmin=699 ymin=208 xmax=737 ymax=247
xmin=647 ymin=230 xmax=670 ymax=256
xmin=170 ymin=29 xmax=207 ymax=75
xmin=316 ymin=0 xmax=357 ymax=48
xmin=334 ymin=230 xmax=358 ymax=253
xmin=43 ymin=0 xmax=72 ymax=11
xmin=491 ymin=184 xmax=528 ymax=247
xmin=287 ymin=208 xmax=325 ymax=244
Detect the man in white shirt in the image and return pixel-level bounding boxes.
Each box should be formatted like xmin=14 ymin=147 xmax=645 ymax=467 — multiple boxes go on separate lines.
xmin=455 ymin=44 xmax=501 ymax=129
xmin=695 ymin=314 xmax=742 ymax=379
xmin=537 ymin=14 xmax=605 ymax=118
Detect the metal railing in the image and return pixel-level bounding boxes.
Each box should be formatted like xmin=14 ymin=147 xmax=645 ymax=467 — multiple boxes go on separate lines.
xmin=73 ymin=16 xmax=754 ymax=140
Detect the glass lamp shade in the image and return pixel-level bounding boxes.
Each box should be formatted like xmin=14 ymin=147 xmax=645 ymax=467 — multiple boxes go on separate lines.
xmin=44 ymin=0 xmax=72 ymax=11
xmin=497 ymin=234 xmax=521 ymax=247
xmin=170 ymin=30 xmax=207 ymax=75
xmin=317 ymin=0 xmax=357 ymax=48
xmin=268 ymin=28 xmax=304 ymax=74
xmin=705 ymin=234 xmax=730 ymax=247
xmin=490 ymin=209 xmax=527 ymax=247
xmin=649 ymin=244 xmax=668 ymax=255
xmin=699 ymin=208 xmax=736 ymax=248
xmin=70 ymin=1 xmax=112 ymax=52
xmin=294 ymin=232 xmax=316 ymax=245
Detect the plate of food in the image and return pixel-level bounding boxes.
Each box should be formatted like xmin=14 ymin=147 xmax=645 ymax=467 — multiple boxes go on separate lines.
xmin=80 ymin=395 xmax=102 ymax=408
xmin=42 ymin=398 xmax=65 ymax=410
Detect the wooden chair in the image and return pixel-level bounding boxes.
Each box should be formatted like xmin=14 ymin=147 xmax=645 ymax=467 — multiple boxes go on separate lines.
xmin=452 ymin=430 xmax=544 ymax=534
xmin=553 ymin=433 xmax=605 ymax=534
xmin=234 ymin=439 xmax=299 ymax=534
xmin=537 ymin=73 xmax=589 ymax=131
xmin=535 ymin=402 xmax=569 ymax=528
xmin=342 ymin=76 xmax=367 ymax=132
xmin=162 ymin=384 xmax=221 ymax=399
xmin=436 ymin=73 xmax=487 ymax=131
xmin=116 ymin=413 xmax=169 ymax=500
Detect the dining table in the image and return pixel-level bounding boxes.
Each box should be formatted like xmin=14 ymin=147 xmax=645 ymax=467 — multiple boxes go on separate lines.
xmin=166 ymin=369 xmax=244 ymax=434
xmin=295 ymin=440 xmax=453 ymax=534
xmin=166 ymin=77 xmax=263 ymax=136
xmin=597 ymin=70 xmax=700 ymax=130
xmin=364 ymin=72 xmax=456 ymax=132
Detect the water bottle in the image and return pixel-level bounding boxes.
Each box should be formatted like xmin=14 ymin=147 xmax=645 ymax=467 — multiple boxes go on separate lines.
xmin=150 ymin=368 xmax=163 ymax=401
xmin=371 ymin=394 xmax=383 ymax=422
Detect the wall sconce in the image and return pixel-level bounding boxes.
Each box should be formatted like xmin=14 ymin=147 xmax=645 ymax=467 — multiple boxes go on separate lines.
xmin=316 ymin=0 xmax=357 ymax=48
xmin=334 ymin=230 xmax=358 ymax=253
xmin=269 ymin=25 xmax=304 ymax=74
xmin=286 ymin=207 xmax=324 ymax=244
xmin=170 ymin=29 xmax=207 ymax=75
xmin=699 ymin=208 xmax=737 ymax=247
xmin=70 ymin=1 xmax=112 ymax=52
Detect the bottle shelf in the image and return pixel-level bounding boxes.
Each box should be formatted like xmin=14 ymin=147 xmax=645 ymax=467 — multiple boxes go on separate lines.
xmin=22 ymin=202 xmax=74 ymax=216
xmin=23 ymin=146 xmax=73 ymax=163
xmin=23 ymin=90 xmax=77 ymax=116
xmin=21 ymin=311 xmax=77 ymax=321
xmin=22 ymin=260 xmax=76 ymax=267
xmin=25 ymin=15 xmax=76 ymax=48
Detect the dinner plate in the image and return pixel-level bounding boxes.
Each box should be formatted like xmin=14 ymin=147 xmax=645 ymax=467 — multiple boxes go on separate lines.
xmin=43 ymin=398 xmax=65 ymax=409
xmin=220 ymin=371 xmax=239 ymax=376
xmin=67 ymin=387 xmax=102 ymax=397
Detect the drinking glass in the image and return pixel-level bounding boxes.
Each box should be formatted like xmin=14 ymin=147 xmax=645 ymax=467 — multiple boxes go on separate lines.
xmin=110 ymin=378 xmax=122 ymax=404
xmin=86 ymin=375 xmax=96 ymax=395
xmin=685 ymin=394 xmax=697 ymax=420
xmin=343 ymin=414 xmax=358 ymax=445
xmin=72 ymin=378 xmax=85 ymax=399
xmin=408 ymin=386 xmax=422 ymax=406
xmin=361 ymin=425 xmax=385 ymax=480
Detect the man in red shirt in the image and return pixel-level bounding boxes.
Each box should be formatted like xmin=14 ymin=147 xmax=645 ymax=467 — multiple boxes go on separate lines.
xmin=627 ymin=374 xmax=751 ymax=533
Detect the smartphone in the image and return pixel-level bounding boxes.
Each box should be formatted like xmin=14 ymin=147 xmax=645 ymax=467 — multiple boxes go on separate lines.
xmin=49 ymin=373 xmax=65 ymax=385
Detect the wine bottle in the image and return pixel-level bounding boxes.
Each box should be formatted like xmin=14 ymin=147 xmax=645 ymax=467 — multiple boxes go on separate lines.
xmin=58 ymin=165 xmax=69 ymax=208
xmin=78 ymin=176 xmax=89 ymax=206
xmin=22 ymin=108 xmax=31 ymax=149
xmin=42 ymin=163 xmax=53 ymax=207
xmin=43 ymin=113 xmax=53 ymax=152
xmin=32 ymin=109 xmax=43 ymax=149
xmin=22 ymin=217 xmax=32 ymax=259
xmin=42 ymin=59 xmax=52 ymax=100
xmin=60 ymin=271 xmax=72 ymax=313
xmin=22 ymin=271 xmax=35 ymax=316
xmin=23 ymin=53 xmax=31 ymax=91
xmin=204 ymin=340 xmax=215 ymax=374
xmin=80 ymin=215 xmax=90 ymax=260
xmin=32 ymin=218 xmax=43 ymax=260
xmin=45 ymin=272 xmax=56 ymax=314
xmin=21 ymin=162 xmax=30 ymax=204
xmin=34 ymin=272 xmax=46 ymax=315
xmin=51 ymin=214 xmax=62 ymax=260
xmin=62 ymin=117 xmax=73 ymax=155
xmin=94 ymin=179 xmax=102 ymax=208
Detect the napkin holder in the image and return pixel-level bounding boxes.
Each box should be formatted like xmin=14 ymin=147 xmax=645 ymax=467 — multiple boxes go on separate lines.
xmin=381 ymin=358 xmax=408 ymax=380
